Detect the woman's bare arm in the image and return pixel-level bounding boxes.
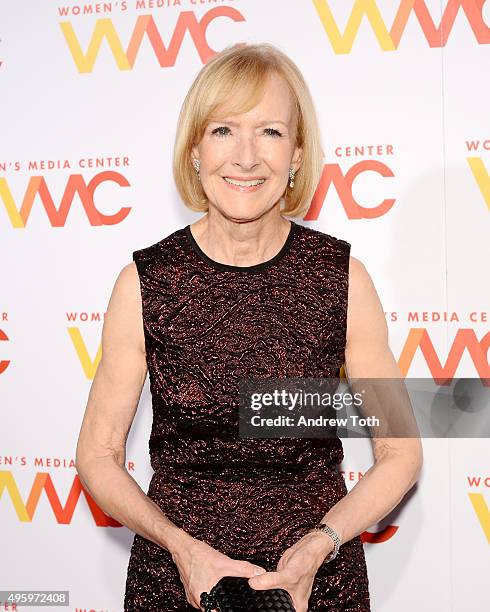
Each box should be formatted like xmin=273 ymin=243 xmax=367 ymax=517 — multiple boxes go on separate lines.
xmin=75 ymin=262 xmax=191 ymax=555
xmin=307 ymin=255 xmax=424 ymax=555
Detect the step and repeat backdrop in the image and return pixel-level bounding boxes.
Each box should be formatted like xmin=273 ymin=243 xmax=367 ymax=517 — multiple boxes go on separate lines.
xmin=1 ymin=1 xmax=489 ymax=610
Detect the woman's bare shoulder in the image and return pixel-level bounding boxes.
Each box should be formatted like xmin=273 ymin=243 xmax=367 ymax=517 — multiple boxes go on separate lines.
xmin=117 ymin=261 xmax=140 ymax=289
xmin=347 ymin=255 xmax=375 ymax=294
xmin=346 ymin=254 xmax=386 ymax=341
xmin=103 ymin=261 xmax=145 ymax=356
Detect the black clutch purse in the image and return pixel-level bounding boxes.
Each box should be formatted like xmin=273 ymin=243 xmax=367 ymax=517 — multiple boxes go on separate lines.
xmin=200 ymin=575 xmax=296 ymax=611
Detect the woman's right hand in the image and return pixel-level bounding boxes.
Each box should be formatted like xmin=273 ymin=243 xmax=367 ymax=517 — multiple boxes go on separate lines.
xmin=171 ymin=534 xmax=267 ymax=610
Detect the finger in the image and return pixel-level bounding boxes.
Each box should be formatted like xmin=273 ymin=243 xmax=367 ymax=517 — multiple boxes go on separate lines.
xmin=228 ymin=560 xmax=267 ymax=578
xmin=248 ymin=570 xmax=284 ymax=590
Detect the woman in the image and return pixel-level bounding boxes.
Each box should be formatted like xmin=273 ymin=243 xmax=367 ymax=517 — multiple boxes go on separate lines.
xmin=75 ymin=43 xmax=423 ymax=611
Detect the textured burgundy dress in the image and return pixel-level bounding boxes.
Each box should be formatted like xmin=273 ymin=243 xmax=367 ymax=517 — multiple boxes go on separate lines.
xmin=124 ymin=219 xmax=371 ymax=611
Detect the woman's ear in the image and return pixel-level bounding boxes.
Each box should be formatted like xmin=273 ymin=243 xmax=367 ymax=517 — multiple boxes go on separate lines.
xmin=191 ymin=144 xmax=200 ymax=161
xmin=292 ymin=145 xmax=303 ymax=172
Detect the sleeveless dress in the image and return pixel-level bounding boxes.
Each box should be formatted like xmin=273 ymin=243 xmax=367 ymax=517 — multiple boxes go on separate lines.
xmin=124 ymin=219 xmax=371 ymax=611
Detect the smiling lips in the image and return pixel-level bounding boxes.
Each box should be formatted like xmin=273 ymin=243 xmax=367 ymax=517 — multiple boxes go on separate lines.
xmin=222 ymin=176 xmax=266 ymax=192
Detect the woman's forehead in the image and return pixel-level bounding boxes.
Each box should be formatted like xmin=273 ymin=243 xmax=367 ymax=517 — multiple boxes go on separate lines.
xmin=207 ymin=77 xmax=295 ymax=125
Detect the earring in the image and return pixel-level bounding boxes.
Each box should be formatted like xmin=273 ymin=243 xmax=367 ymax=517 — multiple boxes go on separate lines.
xmin=289 ymin=167 xmax=296 ymax=189
xmin=192 ymin=158 xmax=201 ymax=182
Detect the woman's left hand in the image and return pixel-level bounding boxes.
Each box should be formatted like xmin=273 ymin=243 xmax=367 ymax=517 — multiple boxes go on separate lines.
xmin=247 ymin=531 xmax=334 ymax=612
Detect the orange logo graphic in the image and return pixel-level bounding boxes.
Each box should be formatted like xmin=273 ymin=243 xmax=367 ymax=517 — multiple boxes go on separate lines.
xmin=362 ymin=525 xmax=399 ymax=543
xmin=60 ymin=8 xmax=246 ymax=72
xmin=0 ymin=471 xmax=120 ymax=526
xmin=0 ymin=328 xmax=10 ymax=374
xmin=0 ymin=173 xmax=131 ymax=227
xmin=398 ymin=329 xmax=490 ymax=382
xmin=313 ymin=0 xmax=490 ymax=54
xmin=305 ymin=161 xmax=396 ymax=220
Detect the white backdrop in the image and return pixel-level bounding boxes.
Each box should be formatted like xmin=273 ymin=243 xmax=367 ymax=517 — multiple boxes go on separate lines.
xmin=1 ymin=1 xmax=489 ymax=610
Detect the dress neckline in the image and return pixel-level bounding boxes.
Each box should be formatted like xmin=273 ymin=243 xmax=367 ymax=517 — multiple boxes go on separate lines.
xmin=184 ymin=220 xmax=297 ymax=273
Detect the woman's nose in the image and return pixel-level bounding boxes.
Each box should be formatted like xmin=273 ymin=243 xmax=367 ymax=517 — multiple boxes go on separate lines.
xmin=232 ymin=135 xmax=260 ymax=170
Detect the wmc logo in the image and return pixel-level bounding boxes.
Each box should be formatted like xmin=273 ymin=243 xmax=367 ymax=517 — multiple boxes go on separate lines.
xmin=60 ymin=8 xmax=245 ymax=73
xmin=0 ymin=471 xmax=119 ymax=526
xmin=313 ymin=0 xmax=490 ymax=53
xmin=0 ymin=172 xmax=131 ymax=228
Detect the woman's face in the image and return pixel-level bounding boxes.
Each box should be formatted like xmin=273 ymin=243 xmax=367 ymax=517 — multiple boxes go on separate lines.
xmin=192 ymin=72 xmax=302 ymax=222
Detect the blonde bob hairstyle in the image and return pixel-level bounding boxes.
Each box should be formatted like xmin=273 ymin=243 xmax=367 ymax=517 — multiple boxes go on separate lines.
xmin=173 ymin=43 xmax=324 ymax=218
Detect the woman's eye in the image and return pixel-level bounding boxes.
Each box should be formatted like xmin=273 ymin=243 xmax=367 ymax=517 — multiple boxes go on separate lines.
xmin=211 ymin=126 xmax=230 ymax=137
xmin=264 ymin=128 xmax=282 ymax=138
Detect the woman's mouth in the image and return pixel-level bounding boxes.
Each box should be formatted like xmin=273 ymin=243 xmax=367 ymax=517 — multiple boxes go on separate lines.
xmin=222 ymin=177 xmax=266 ymax=192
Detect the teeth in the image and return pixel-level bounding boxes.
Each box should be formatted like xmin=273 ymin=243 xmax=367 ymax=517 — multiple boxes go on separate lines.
xmin=224 ymin=177 xmax=265 ymax=187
